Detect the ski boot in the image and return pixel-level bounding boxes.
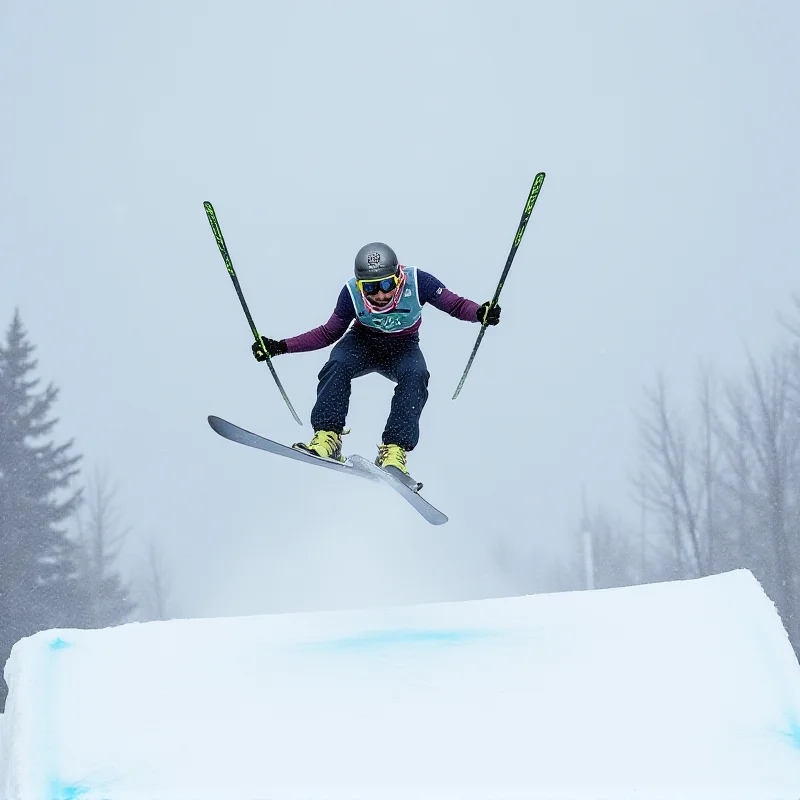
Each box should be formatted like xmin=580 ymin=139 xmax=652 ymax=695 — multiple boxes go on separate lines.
xmin=375 ymin=443 xmax=422 ymax=491
xmin=376 ymin=443 xmax=409 ymax=474
xmin=293 ymin=429 xmax=345 ymax=462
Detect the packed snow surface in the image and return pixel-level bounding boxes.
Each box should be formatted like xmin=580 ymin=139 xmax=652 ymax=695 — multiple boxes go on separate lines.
xmin=2 ymin=569 xmax=800 ymax=799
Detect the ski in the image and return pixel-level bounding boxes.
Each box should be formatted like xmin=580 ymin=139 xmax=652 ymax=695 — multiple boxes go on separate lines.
xmin=208 ymin=416 xmax=448 ymax=525
xmin=349 ymin=456 xmax=449 ymax=526
xmin=208 ymin=415 xmax=375 ymax=482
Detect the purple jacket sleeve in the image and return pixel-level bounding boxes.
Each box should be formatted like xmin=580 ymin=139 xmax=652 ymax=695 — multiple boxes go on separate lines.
xmin=418 ymin=270 xmax=480 ymax=322
xmin=284 ymin=287 xmax=355 ymax=353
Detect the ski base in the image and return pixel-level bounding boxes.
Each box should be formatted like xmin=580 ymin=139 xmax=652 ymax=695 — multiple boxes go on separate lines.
xmin=349 ymin=455 xmax=448 ymax=526
xmin=207 ymin=415 xmax=374 ymax=481
xmin=208 ymin=416 xmax=448 ymax=525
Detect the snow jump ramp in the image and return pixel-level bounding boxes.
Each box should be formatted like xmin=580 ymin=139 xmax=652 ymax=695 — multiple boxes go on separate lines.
xmin=2 ymin=569 xmax=800 ymax=799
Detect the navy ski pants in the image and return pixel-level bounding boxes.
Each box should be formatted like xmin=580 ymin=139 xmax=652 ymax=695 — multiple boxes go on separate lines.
xmin=310 ymin=327 xmax=430 ymax=451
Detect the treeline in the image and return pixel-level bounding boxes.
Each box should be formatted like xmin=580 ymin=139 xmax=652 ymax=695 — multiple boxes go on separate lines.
xmin=556 ymin=297 xmax=800 ymax=653
xmin=0 ymin=310 xmax=173 ymax=709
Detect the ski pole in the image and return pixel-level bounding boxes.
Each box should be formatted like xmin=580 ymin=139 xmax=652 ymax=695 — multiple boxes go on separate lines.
xmin=203 ymin=201 xmax=303 ymax=426
xmin=452 ymin=172 xmax=546 ymax=399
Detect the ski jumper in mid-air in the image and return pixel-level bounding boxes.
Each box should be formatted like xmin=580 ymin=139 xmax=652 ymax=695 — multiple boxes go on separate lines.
xmin=252 ymin=242 xmax=501 ymax=477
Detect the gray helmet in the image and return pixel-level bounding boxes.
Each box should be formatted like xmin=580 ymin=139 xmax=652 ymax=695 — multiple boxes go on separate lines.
xmin=354 ymin=242 xmax=399 ymax=281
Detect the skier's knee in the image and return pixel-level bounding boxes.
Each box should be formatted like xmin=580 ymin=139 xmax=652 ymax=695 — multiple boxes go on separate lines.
xmin=396 ymin=364 xmax=429 ymax=386
xmin=319 ymin=355 xmax=356 ymax=381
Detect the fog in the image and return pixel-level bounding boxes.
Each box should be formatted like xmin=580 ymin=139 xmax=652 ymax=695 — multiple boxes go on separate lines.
xmin=3 ymin=1 xmax=798 ymax=619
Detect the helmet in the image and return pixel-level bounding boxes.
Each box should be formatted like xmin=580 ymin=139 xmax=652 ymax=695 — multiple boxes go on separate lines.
xmin=354 ymin=242 xmax=399 ymax=281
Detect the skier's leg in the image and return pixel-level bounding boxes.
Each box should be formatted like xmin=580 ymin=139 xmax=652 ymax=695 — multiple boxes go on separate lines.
xmin=380 ymin=340 xmax=430 ymax=452
xmin=310 ymin=329 xmax=379 ymax=433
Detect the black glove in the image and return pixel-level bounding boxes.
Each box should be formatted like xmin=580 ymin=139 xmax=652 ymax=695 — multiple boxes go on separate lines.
xmin=252 ymin=336 xmax=288 ymax=361
xmin=477 ymin=301 xmax=501 ymax=326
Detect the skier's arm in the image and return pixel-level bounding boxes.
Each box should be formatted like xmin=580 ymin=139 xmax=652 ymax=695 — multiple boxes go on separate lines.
xmin=418 ymin=270 xmax=481 ymax=322
xmin=284 ymin=312 xmax=350 ymax=353
xmin=283 ymin=287 xmax=355 ymax=353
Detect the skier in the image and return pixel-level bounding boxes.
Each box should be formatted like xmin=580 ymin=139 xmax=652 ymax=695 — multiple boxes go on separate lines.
xmin=251 ymin=242 xmax=500 ymax=477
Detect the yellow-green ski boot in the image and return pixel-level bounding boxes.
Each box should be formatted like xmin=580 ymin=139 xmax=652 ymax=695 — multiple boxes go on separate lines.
xmin=376 ymin=443 xmax=409 ymax=474
xmin=375 ymin=443 xmax=423 ymax=491
xmin=293 ymin=429 xmax=345 ymax=462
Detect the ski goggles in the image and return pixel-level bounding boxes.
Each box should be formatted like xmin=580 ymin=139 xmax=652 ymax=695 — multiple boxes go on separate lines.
xmin=357 ymin=274 xmax=400 ymax=295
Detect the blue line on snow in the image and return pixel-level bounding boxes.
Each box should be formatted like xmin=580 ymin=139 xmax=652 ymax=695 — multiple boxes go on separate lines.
xmin=305 ymin=628 xmax=494 ymax=651
xmin=49 ymin=780 xmax=89 ymax=800
xmin=783 ymin=716 xmax=800 ymax=749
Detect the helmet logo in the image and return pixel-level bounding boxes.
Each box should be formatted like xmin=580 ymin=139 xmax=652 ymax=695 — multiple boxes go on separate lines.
xmin=366 ymin=251 xmax=382 ymax=267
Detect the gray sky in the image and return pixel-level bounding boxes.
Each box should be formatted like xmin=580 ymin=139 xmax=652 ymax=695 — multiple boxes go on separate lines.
xmin=3 ymin=1 xmax=799 ymax=618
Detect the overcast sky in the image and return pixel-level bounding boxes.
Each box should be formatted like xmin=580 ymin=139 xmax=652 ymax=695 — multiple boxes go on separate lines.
xmin=3 ymin=1 xmax=799 ymax=619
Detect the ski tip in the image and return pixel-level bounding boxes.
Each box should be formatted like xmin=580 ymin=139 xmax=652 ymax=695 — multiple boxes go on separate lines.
xmin=207 ymin=415 xmax=227 ymax=434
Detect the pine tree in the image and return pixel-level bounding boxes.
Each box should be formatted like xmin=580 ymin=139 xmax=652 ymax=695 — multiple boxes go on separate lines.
xmin=0 ymin=309 xmax=88 ymax=707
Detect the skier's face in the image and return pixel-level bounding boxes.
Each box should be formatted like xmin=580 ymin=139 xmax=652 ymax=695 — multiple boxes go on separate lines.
xmin=360 ymin=273 xmax=400 ymax=308
xmin=367 ymin=286 xmax=397 ymax=308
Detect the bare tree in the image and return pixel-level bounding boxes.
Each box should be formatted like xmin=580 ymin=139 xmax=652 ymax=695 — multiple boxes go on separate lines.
xmin=587 ymin=508 xmax=647 ymax=589
xmin=137 ymin=537 xmax=173 ymax=621
xmin=712 ymin=393 xmax=758 ymax=571
xmin=548 ymin=497 xmax=665 ymax=593
xmin=550 ymin=370 xmax=727 ymax=595
xmin=777 ymin=293 xmax=800 ymax=340
xmin=74 ymin=467 xmax=135 ymax=627
xmin=697 ymin=366 xmax=722 ymax=572
xmin=633 ymin=371 xmax=721 ymax=579
xmin=552 ymin=296 xmax=800 ymax=658
xmin=717 ymin=348 xmax=800 ymax=639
